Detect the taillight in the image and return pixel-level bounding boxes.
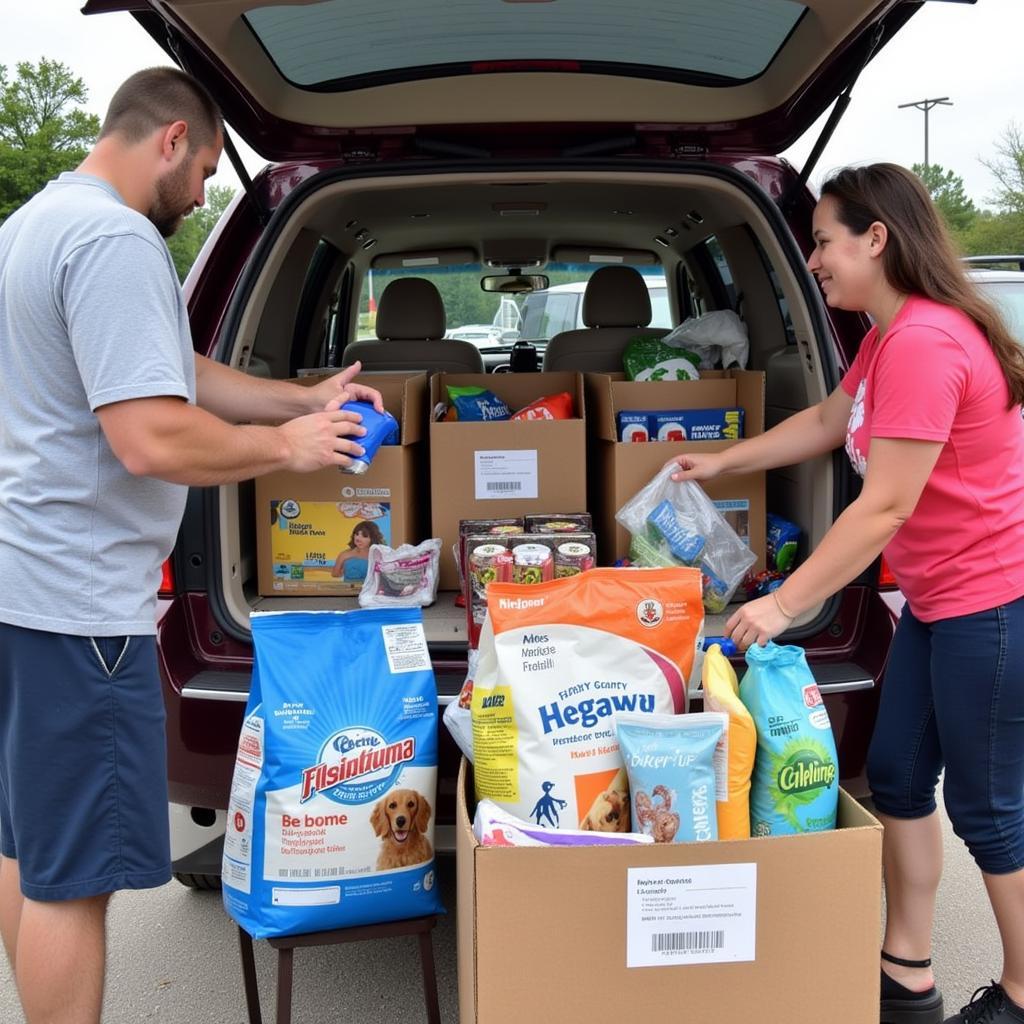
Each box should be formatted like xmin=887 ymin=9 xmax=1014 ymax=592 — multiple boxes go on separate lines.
xmin=878 ymin=556 xmax=898 ymax=591
xmin=159 ymin=558 xmax=175 ymax=597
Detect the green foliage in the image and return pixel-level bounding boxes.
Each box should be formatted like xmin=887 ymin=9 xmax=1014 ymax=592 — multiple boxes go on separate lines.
xmin=982 ymin=122 xmax=1024 ymax=217
xmin=0 ymin=59 xmax=100 ymax=222
xmin=955 ymin=209 xmax=1024 ymax=258
xmin=912 ymin=162 xmax=977 ymax=233
xmin=165 ymin=184 xmax=238 ymax=281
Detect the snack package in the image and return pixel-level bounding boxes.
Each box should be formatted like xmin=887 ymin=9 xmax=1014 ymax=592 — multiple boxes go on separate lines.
xmin=739 ymin=642 xmax=839 ymax=836
xmin=445 ymin=385 xmax=512 ymax=421
xmin=358 ymin=539 xmax=441 ymax=607
xmin=616 ymin=464 xmax=756 ymax=613
xmin=222 ymin=609 xmax=444 ymax=938
xmin=511 ymin=391 xmax=574 ymax=421
xmin=523 ymin=513 xmax=592 ymax=534
xmin=766 ymin=513 xmax=801 ymax=573
xmin=464 ymin=531 xmax=597 ymax=649
xmin=472 ymin=567 xmax=704 ymax=829
xmin=701 ymin=644 xmax=756 ymax=840
xmin=454 ymin=518 xmax=524 ymax=599
xmin=473 ymin=798 xmax=654 ymax=848
xmin=623 ymin=334 xmax=701 ymax=382
xmin=615 ymin=712 xmax=727 ymax=843
xmin=618 ymin=410 xmax=650 ymax=442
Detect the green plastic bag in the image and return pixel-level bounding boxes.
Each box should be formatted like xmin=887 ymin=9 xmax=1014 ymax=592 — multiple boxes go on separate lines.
xmin=622 ymin=334 xmax=700 ymax=382
xmin=739 ymin=642 xmax=839 ymax=836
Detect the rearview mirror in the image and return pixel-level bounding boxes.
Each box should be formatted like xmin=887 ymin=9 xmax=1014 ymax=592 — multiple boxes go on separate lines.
xmin=481 ymin=273 xmax=549 ymax=294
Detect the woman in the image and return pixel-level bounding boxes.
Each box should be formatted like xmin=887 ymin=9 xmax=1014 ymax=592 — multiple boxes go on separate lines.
xmin=330 ymin=519 xmax=385 ymax=580
xmin=670 ymin=163 xmax=1024 ymax=1024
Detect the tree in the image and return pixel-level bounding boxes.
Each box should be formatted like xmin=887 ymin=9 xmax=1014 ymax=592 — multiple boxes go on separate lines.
xmin=911 ymin=162 xmax=977 ymax=233
xmin=956 ymin=209 xmax=1024 ymax=258
xmin=0 ymin=59 xmax=100 ymax=222
xmin=166 ymin=184 xmax=238 ymax=281
xmin=981 ymin=122 xmax=1024 ymax=217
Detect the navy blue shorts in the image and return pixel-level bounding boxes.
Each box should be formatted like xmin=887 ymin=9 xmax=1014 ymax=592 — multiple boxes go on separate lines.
xmin=867 ymin=596 xmax=1024 ymax=875
xmin=0 ymin=623 xmax=171 ymax=901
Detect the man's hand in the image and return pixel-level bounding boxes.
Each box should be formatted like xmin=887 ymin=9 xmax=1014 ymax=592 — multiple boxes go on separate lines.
xmin=278 ymin=408 xmax=367 ymax=473
xmin=303 ymin=361 xmax=386 ymax=414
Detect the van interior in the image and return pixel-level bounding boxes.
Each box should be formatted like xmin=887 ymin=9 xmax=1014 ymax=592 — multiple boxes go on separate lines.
xmin=210 ymin=168 xmax=849 ymax=645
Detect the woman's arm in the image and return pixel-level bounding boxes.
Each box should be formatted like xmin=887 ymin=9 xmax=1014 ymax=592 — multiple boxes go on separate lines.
xmin=670 ymin=385 xmax=854 ymax=481
xmin=726 ymin=435 xmax=944 ymax=647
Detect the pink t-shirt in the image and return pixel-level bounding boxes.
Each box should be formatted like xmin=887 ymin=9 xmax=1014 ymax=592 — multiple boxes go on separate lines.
xmin=841 ymin=295 xmax=1024 ymax=621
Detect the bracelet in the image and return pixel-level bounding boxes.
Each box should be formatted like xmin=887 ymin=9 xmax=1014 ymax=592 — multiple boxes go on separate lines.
xmin=772 ymin=589 xmax=796 ymax=620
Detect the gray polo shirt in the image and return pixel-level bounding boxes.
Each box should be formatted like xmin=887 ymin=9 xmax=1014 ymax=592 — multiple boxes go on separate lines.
xmin=0 ymin=172 xmax=196 ymax=635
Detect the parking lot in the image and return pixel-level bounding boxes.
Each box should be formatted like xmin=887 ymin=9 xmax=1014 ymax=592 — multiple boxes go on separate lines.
xmin=0 ymin=795 xmax=1004 ymax=1023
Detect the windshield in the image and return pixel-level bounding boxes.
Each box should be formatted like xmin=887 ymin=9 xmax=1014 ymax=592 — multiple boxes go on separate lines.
xmin=246 ymin=0 xmax=806 ymax=89
xmin=358 ymin=264 xmax=521 ymax=347
xmin=519 ymin=264 xmax=670 ymax=342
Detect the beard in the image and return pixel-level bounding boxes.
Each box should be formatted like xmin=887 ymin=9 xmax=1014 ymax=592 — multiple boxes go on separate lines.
xmin=148 ymin=158 xmax=196 ymax=239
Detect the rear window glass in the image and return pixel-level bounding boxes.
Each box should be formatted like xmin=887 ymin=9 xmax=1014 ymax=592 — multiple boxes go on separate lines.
xmin=246 ymin=0 xmax=806 ymax=89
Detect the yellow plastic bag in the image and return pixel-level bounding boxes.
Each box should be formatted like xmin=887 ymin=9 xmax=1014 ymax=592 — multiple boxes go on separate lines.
xmin=701 ymin=643 xmax=756 ymax=839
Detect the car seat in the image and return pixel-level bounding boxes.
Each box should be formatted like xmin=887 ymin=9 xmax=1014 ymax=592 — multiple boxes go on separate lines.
xmin=542 ymin=266 xmax=669 ymax=372
xmin=342 ymin=278 xmax=484 ymax=373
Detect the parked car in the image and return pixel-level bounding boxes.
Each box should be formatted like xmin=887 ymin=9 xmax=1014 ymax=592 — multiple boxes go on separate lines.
xmin=82 ymin=0 xmax=935 ymax=888
xmin=969 ymin=268 xmax=1024 ymax=345
xmin=445 ymin=296 xmax=523 ymax=348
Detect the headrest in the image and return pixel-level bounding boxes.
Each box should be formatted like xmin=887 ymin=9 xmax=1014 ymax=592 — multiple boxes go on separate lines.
xmin=581 ymin=266 xmax=652 ymax=328
xmin=375 ymin=278 xmax=446 ymax=341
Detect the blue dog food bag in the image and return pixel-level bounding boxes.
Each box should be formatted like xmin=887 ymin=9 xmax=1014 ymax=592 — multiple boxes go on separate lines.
xmin=739 ymin=642 xmax=839 ymax=836
xmin=222 ymin=608 xmax=444 ymax=938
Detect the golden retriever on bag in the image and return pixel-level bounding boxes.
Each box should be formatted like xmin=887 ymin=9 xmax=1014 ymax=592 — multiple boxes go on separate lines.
xmin=370 ymin=788 xmax=433 ymax=870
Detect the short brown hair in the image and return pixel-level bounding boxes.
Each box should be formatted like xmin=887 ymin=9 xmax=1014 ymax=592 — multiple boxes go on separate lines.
xmin=99 ymin=67 xmax=221 ymax=148
xmin=821 ymin=163 xmax=1024 ymax=408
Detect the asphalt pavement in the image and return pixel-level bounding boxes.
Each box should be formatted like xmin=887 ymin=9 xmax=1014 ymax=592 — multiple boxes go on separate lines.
xmin=0 ymin=802 xmax=1005 ymax=1023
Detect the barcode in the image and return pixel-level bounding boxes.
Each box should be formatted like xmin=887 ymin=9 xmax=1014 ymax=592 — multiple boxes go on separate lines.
xmin=652 ymin=930 xmax=725 ymax=953
xmin=486 ymin=480 xmax=522 ymax=492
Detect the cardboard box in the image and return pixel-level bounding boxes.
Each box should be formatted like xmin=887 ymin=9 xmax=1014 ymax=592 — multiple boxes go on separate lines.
xmin=586 ymin=371 xmax=767 ymax=569
xmin=430 ymin=373 xmax=588 ymax=590
xmin=457 ymin=759 xmax=882 ymax=1024
xmin=255 ymin=372 xmax=427 ymax=596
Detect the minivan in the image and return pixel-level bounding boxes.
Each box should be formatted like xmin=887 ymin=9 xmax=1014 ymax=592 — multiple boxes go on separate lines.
xmin=81 ymin=0 xmax=930 ymax=888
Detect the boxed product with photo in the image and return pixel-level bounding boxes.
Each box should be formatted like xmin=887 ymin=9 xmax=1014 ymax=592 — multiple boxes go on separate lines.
xmin=255 ymin=372 xmax=426 ymax=596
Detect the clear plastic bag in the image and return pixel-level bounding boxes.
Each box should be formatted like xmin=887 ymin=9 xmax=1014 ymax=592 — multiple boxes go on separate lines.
xmin=615 ymin=464 xmax=756 ymax=612
xmin=357 ymin=539 xmax=442 ymax=607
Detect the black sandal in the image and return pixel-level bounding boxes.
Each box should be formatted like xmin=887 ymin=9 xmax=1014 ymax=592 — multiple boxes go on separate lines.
xmin=880 ymin=951 xmax=945 ymax=1024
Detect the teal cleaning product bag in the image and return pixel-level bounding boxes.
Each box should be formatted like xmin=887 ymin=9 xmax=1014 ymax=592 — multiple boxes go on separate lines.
xmin=222 ymin=608 xmax=444 ymax=938
xmin=739 ymin=642 xmax=838 ymax=836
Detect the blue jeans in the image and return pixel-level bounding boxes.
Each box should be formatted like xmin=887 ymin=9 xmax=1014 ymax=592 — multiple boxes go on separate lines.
xmin=867 ymin=596 xmax=1024 ymax=874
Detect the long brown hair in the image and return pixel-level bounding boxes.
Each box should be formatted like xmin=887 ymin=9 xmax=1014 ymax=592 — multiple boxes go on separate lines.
xmin=820 ymin=163 xmax=1024 ymax=407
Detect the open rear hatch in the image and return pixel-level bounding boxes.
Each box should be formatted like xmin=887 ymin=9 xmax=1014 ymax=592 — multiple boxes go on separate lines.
xmin=83 ymin=0 xmax=921 ymax=160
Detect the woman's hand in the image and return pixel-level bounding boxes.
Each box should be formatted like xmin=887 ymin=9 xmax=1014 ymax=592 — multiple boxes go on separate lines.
xmin=665 ymin=451 xmax=728 ymax=483
xmin=725 ymin=593 xmax=794 ymax=650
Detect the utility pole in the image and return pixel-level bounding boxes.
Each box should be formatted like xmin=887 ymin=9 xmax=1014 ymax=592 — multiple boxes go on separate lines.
xmin=897 ymin=96 xmax=953 ymax=174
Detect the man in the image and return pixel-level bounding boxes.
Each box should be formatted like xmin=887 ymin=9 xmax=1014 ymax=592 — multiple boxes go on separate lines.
xmin=0 ymin=67 xmax=382 ymax=1024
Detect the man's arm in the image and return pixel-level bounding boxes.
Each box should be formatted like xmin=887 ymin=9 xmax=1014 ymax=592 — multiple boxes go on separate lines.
xmin=95 ymin=396 xmax=367 ymax=486
xmin=194 ymin=355 xmax=384 ymax=423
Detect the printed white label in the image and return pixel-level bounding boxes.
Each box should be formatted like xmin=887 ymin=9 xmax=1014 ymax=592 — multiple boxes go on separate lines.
xmin=626 ymin=863 xmax=757 ymax=968
xmin=474 ymin=450 xmax=539 ymax=500
xmin=381 ymin=623 xmax=431 ymax=674
xmin=271 ymin=886 xmax=341 ymax=907
xmin=222 ymin=714 xmax=265 ymax=894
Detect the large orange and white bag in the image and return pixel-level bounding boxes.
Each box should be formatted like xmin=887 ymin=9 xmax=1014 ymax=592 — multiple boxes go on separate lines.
xmin=472 ymin=568 xmax=704 ymax=831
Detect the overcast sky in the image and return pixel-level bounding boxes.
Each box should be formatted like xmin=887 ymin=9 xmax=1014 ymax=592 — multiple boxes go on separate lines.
xmin=3 ymin=1 xmax=1021 ymax=207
